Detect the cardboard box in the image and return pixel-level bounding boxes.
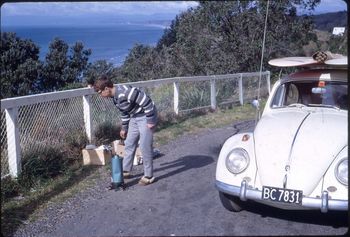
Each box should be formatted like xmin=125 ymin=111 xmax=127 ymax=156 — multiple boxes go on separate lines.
xmin=82 ymin=145 xmax=112 ymax=165
xmin=111 ymin=140 xmax=142 ymax=165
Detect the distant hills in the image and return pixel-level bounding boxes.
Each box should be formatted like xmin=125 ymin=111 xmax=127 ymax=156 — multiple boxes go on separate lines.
xmin=310 ymin=11 xmax=347 ymax=32
xmin=142 ymin=11 xmax=348 ymax=33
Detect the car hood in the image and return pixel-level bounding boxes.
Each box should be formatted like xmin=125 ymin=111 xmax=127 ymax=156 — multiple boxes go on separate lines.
xmin=254 ymin=108 xmax=347 ymax=195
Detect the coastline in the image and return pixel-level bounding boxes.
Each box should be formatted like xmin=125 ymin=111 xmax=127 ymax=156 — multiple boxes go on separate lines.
xmin=1 ymin=23 xmax=167 ymax=66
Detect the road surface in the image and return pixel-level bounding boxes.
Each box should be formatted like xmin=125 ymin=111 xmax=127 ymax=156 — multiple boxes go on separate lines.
xmin=12 ymin=120 xmax=348 ymax=236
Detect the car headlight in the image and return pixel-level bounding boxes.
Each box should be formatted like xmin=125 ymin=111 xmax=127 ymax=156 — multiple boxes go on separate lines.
xmin=225 ymin=148 xmax=249 ymax=174
xmin=335 ymin=158 xmax=348 ymax=186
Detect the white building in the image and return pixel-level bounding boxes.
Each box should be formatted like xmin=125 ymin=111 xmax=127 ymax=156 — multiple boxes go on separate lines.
xmin=332 ymin=27 xmax=345 ymax=36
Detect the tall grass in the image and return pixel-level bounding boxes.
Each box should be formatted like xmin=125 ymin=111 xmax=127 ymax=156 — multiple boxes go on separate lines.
xmin=1 ymin=129 xmax=89 ymax=203
xmin=94 ymin=120 xmax=121 ymax=145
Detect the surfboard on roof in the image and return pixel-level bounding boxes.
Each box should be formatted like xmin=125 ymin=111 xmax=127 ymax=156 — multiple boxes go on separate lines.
xmin=268 ymin=51 xmax=347 ymax=67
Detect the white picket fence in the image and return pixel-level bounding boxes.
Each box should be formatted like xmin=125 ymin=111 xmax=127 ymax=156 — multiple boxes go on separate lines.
xmin=0 ymin=71 xmax=270 ymax=178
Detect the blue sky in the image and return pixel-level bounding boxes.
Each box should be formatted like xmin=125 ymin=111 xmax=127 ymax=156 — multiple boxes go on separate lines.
xmin=1 ymin=1 xmax=199 ymax=26
xmin=1 ymin=0 xmax=348 ymax=26
xmin=1 ymin=1 xmax=199 ymax=17
xmin=299 ymin=0 xmax=347 ymax=14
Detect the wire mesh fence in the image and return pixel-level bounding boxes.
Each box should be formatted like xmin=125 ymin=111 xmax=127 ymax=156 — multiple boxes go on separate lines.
xmin=18 ymin=98 xmax=85 ymax=155
xmin=216 ymin=76 xmax=241 ymax=106
xmin=179 ymin=80 xmax=211 ymax=111
xmin=0 ymin=72 xmax=270 ymax=178
xmin=242 ymin=74 xmax=270 ymax=102
xmin=91 ymin=94 xmax=121 ymax=129
xmin=0 ymin=111 xmax=8 ymax=177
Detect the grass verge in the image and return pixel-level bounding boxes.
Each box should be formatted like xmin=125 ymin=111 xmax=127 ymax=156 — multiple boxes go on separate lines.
xmin=154 ymin=103 xmax=257 ymax=145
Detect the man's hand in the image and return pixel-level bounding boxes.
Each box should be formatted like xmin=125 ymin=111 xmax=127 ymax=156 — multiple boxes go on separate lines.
xmin=147 ymin=123 xmax=156 ymax=129
xmin=120 ymin=130 xmax=127 ymax=139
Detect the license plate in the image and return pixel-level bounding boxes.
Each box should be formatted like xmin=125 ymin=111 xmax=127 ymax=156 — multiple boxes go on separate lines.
xmin=262 ymin=186 xmax=303 ymax=204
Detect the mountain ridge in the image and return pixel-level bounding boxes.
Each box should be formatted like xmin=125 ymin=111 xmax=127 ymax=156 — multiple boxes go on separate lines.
xmin=309 ymin=10 xmax=347 ymax=32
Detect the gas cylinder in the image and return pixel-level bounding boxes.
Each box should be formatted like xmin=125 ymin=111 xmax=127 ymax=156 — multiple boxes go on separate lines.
xmin=111 ymin=154 xmax=124 ymax=190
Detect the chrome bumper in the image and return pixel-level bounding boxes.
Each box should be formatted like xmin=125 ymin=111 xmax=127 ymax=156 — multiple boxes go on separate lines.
xmin=215 ymin=180 xmax=348 ymax=213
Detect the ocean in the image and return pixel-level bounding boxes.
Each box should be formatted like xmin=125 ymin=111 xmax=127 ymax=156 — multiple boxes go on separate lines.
xmin=2 ymin=23 xmax=166 ymax=66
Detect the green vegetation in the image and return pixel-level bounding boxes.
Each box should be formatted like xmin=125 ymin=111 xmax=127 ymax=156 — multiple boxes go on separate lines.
xmin=155 ymin=104 xmax=257 ymax=145
xmin=94 ymin=120 xmax=121 ymax=145
xmin=311 ymin=11 xmax=347 ymax=32
xmin=0 ymin=32 xmax=42 ymax=99
xmin=0 ymin=34 xmax=91 ymax=99
xmin=113 ymin=1 xmax=347 ymax=83
xmin=39 ymin=38 xmax=91 ymax=92
xmin=1 ymin=129 xmax=89 ymax=201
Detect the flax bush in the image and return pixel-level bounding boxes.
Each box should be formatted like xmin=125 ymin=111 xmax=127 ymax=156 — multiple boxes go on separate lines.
xmin=179 ymin=82 xmax=210 ymax=110
xmin=63 ymin=128 xmax=89 ymax=164
xmin=94 ymin=120 xmax=120 ymax=145
xmin=18 ymin=146 xmax=66 ymax=189
xmin=1 ymin=176 xmax=21 ymax=203
xmin=1 ymin=149 xmax=9 ymax=178
xmin=1 ymin=128 xmax=89 ymax=200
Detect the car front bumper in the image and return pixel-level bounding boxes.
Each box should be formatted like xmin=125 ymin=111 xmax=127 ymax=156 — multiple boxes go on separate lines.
xmin=215 ymin=180 xmax=348 ymax=212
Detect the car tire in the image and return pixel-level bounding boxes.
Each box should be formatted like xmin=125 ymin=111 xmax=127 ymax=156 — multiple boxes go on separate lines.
xmin=219 ymin=191 xmax=243 ymax=212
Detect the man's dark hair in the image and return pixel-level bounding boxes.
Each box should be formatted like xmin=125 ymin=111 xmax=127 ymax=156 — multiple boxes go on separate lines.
xmin=93 ymin=74 xmax=114 ymax=92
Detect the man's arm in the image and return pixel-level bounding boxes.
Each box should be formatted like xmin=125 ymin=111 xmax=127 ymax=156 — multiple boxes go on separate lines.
xmin=120 ymin=111 xmax=130 ymax=132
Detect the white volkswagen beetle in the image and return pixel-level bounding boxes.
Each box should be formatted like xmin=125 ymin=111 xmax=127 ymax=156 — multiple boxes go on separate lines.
xmin=215 ymin=61 xmax=348 ymax=213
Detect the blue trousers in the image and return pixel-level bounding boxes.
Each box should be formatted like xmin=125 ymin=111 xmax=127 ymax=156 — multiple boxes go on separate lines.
xmin=123 ymin=115 xmax=155 ymax=177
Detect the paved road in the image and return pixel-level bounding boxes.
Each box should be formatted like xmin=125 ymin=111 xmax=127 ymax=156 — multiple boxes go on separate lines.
xmin=13 ymin=120 xmax=348 ymax=236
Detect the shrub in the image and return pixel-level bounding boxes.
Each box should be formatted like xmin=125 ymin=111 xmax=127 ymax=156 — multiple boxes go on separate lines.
xmin=1 ymin=176 xmax=21 ymax=202
xmin=94 ymin=120 xmax=120 ymax=145
xmin=1 ymin=148 xmax=9 ymax=178
xmin=18 ymin=146 xmax=66 ymax=189
xmin=63 ymin=129 xmax=89 ymax=164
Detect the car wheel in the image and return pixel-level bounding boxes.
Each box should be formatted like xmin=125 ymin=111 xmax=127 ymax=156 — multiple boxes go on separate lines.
xmin=219 ymin=191 xmax=243 ymax=212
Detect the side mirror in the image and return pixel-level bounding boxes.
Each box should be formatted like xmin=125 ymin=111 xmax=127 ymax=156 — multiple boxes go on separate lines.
xmin=252 ymin=99 xmax=260 ymax=110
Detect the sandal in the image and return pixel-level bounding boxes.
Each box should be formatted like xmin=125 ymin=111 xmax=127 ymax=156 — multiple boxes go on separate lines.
xmin=106 ymin=182 xmax=125 ymax=191
xmin=123 ymin=171 xmax=131 ymax=179
xmin=138 ymin=176 xmax=155 ymax=186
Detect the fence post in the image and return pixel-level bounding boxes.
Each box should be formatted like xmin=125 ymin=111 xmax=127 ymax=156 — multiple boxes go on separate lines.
xmin=239 ymin=74 xmax=243 ymax=105
xmin=5 ymin=107 xmax=21 ymax=178
xmin=267 ymin=71 xmax=271 ymax=94
xmin=173 ymin=81 xmax=179 ymax=115
xmin=83 ymin=95 xmax=93 ymax=143
xmin=210 ymin=78 xmax=217 ymax=110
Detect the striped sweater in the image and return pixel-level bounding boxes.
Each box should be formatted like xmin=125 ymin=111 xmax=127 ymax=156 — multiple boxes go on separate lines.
xmin=113 ymin=85 xmax=157 ymax=131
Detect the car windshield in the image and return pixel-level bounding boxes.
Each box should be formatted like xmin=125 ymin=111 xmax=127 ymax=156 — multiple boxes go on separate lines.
xmin=271 ymin=80 xmax=348 ymax=110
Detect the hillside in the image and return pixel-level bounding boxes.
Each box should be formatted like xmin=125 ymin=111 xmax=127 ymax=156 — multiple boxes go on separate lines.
xmin=311 ymin=11 xmax=347 ymax=32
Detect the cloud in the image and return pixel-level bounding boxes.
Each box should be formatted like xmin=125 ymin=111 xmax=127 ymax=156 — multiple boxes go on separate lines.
xmin=314 ymin=0 xmax=347 ymax=14
xmin=2 ymin=0 xmax=346 ymax=26
xmin=1 ymin=1 xmax=199 ymax=17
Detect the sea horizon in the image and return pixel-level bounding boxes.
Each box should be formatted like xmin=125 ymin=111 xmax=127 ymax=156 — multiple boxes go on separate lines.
xmin=2 ymin=22 xmax=169 ymax=67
